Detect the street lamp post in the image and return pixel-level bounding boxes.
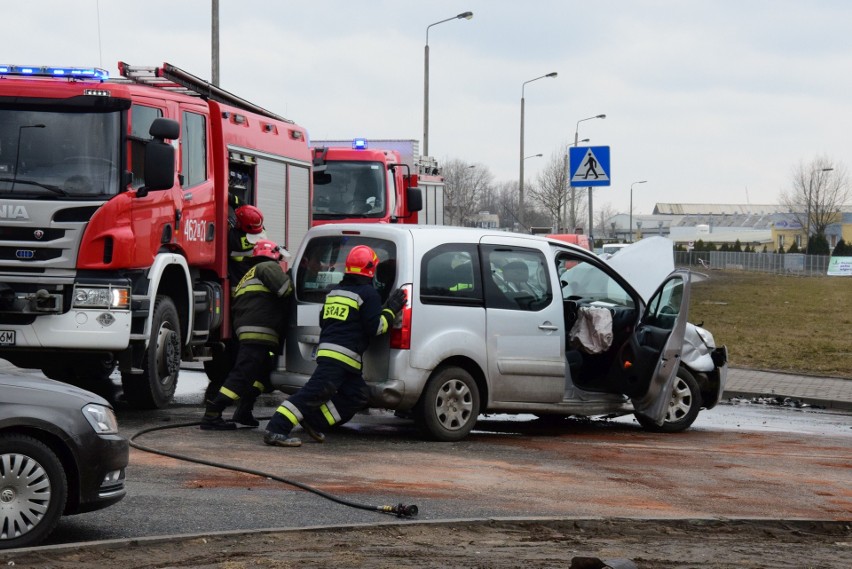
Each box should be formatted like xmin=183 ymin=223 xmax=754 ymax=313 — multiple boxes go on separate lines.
xmin=573 ymin=114 xmax=605 ymax=244
xmin=561 ymin=139 xmax=588 ymax=232
xmin=629 ymin=180 xmax=647 ymax=242
xmin=524 ymin=153 xmax=543 ymax=160
xmin=423 ymin=11 xmax=473 ymax=157
xmin=519 ymin=72 xmax=557 ymax=227
xmin=805 ymin=167 xmax=834 ymax=251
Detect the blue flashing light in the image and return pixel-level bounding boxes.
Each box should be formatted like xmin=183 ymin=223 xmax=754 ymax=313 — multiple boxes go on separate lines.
xmin=352 ymin=138 xmax=368 ymax=150
xmin=0 ymin=65 xmax=108 ymax=80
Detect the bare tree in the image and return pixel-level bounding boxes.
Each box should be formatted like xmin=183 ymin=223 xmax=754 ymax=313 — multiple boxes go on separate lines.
xmin=442 ymin=159 xmax=493 ymax=226
xmin=528 ymin=149 xmax=573 ymax=232
xmin=564 ymin=182 xmax=587 ymax=233
xmin=595 ymin=202 xmax=618 ymax=239
xmin=779 ymin=156 xmax=850 ymax=242
xmin=488 ymin=180 xmax=520 ymax=230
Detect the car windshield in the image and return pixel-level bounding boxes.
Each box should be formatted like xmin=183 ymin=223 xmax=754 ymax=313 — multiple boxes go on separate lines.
xmin=0 ymin=108 xmax=121 ymax=198
xmin=312 ymin=161 xmax=386 ymax=219
xmin=556 ymin=252 xmax=635 ymax=308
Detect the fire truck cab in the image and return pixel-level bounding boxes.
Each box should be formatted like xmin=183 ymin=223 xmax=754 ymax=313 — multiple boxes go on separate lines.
xmin=310 ymin=138 xmax=445 ymax=227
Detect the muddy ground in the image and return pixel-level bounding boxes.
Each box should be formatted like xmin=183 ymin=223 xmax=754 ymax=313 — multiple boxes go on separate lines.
xmin=6 ymin=518 xmax=851 ymax=568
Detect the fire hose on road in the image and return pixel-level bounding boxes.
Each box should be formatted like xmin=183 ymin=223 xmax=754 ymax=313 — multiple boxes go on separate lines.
xmin=129 ymin=420 xmax=419 ymax=518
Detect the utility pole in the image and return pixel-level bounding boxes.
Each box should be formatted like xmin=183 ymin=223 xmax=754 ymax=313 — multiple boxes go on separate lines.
xmin=212 ymin=0 xmax=220 ymax=85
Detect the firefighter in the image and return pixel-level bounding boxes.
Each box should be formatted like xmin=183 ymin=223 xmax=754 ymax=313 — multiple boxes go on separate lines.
xmin=229 ymin=202 xmax=266 ymax=285
xmin=263 ymin=245 xmax=407 ymax=447
xmin=203 ymin=200 xmax=269 ymax=403
xmin=201 ymin=239 xmax=293 ymax=430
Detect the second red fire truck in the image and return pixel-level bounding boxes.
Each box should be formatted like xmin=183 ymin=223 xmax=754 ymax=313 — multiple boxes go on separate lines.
xmin=310 ymin=138 xmax=445 ymax=227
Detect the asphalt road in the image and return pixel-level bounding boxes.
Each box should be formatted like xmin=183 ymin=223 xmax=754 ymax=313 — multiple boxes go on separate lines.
xmin=32 ymin=369 xmax=852 ymax=547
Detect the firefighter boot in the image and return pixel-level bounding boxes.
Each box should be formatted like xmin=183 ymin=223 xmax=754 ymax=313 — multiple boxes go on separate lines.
xmin=232 ymin=396 xmax=260 ymax=428
xmin=200 ymin=400 xmax=237 ymax=431
xmin=263 ymin=431 xmax=302 ymax=447
xmin=300 ymin=420 xmax=326 ymax=443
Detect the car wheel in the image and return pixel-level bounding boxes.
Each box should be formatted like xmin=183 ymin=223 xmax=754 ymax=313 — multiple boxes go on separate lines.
xmin=635 ymin=366 xmax=702 ymax=433
xmin=0 ymin=434 xmax=68 ymax=550
xmin=122 ymin=296 xmax=181 ymax=409
xmin=415 ymin=366 xmax=480 ymax=442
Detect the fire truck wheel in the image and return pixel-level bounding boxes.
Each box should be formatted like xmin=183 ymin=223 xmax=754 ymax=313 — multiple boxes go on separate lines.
xmin=42 ymin=355 xmax=117 ymax=400
xmin=122 ymin=296 xmax=181 ymax=409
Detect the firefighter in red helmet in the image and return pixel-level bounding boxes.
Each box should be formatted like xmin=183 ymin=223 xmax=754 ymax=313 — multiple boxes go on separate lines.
xmin=264 ymin=245 xmax=406 ymax=447
xmin=201 ymin=239 xmax=293 ymax=430
xmin=229 ymin=203 xmax=266 ymax=285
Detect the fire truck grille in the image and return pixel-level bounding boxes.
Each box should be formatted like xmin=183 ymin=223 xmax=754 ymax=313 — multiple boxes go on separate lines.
xmin=0 ymin=247 xmax=63 ymax=262
xmin=0 ymin=227 xmax=66 ymax=242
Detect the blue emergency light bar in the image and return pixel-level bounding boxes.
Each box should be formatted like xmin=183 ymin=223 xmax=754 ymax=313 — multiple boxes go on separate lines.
xmin=0 ymin=65 xmax=109 ymax=80
xmin=352 ymin=138 xmax=368 ymax=150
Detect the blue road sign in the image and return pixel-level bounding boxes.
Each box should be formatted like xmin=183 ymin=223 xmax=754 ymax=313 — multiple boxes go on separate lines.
xmin=569 ymin=146 xmax=611 ymax=187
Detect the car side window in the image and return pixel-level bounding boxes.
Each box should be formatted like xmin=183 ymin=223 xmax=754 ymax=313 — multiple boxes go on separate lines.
xmin=645 ymin=278 xmax=683 ymax=330
xmin=483 ymin=246 xmax=552 ymax=311
xmin=420 ymin=244 xmax=482 ymax=306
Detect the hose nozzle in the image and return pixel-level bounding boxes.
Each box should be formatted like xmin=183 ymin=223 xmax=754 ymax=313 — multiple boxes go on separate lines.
xmin=379 ymin=503 xmax=419 ymax=518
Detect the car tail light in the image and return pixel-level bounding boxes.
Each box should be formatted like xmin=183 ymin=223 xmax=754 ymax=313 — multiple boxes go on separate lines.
xmin=389 ymin=283 xmax=412 ymax=350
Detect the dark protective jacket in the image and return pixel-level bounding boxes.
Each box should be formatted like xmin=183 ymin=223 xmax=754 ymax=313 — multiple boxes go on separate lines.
xmin=316 ymin=274 xmax=395 ymax=371
xmin=228 ymin=228 xmax=255 ymax=284
xmin=227 ymin=192 xmax=255 ymax=284
xmin=232 ymin=257 xmax=293 ymax=346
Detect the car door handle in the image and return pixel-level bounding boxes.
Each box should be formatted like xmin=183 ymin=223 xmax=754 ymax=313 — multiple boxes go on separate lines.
xmin=538 ymin=322 xmax=559 ymax=331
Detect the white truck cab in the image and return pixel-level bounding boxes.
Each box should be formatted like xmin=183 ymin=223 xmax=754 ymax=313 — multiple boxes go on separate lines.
xmin=273 ymin=224 xmax=727 ymax=441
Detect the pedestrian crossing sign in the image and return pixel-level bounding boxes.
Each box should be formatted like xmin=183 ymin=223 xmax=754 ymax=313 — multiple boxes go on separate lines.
xmin=569 ymin=146 xmax=611 ymax=187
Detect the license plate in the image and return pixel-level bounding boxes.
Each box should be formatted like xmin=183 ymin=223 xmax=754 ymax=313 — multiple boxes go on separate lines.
xmin=0 ymin=330 xmax=16 ymax=346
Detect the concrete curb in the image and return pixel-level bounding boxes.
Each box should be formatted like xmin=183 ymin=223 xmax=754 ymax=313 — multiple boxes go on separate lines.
xmin=723 ymin=389 xmax=852 ymax=412
xmin=4 ymin=516 xmax=850 ymax=557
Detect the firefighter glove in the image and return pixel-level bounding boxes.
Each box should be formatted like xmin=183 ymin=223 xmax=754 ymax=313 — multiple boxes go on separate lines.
xmin=383 ymin=288 xmax=407 ymax=314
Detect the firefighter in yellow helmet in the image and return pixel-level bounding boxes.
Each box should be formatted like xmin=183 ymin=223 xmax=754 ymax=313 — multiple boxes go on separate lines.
xmin=264 ymin=245 xmax=406 ymax=447
xmin=201 ymin=239 xmax=292 ymax=430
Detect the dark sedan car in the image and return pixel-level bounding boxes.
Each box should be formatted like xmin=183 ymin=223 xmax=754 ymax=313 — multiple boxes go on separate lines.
xmin=0 ymin=374 xmax=128 ymax=549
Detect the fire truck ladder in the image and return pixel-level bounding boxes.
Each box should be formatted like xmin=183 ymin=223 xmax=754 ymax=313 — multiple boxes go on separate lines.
xmin=117 ymin=61 xmax=292 ymax=124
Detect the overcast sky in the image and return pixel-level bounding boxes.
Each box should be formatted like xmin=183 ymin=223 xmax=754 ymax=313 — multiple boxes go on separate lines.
xmin=5 ymin=0 xmax=851 ymax=215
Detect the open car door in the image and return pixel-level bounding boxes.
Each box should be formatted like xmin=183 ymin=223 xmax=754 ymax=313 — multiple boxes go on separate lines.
xmin=611 ymin=270 xmax=691 ymax=424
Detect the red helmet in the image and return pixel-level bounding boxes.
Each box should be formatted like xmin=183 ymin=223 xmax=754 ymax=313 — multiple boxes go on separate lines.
xmin=252 ymin=239 xmax=282 ymax=261
xmin=234 ymin=205 xmax=264 ymax=234
xmin=345 ymin=245 xmax=378 ymax=279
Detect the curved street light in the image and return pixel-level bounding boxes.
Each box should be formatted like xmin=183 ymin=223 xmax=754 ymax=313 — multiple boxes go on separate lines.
xmin=423 ymin=11 xmax=473 ymax=156
xmin=629 ymin=180 xmax=647 ymax=242
xmin=519 ymin=72 xmax=557 ymax=226
xmin=524 ymin=153 xmax=543 ymax=160
xmin=561 ymin=138 xmax=589 ymax=231
xmin=805 ymin=167 xmax=834 ymax=250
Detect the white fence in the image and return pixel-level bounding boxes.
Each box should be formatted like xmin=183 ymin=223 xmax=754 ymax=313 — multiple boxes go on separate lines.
xmin=674 ymin=251 xmax=832 ymax=276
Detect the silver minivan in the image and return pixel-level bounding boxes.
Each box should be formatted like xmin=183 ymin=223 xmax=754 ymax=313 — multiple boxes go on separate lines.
xmin=272 ymin=224 xmax=727 ymax=441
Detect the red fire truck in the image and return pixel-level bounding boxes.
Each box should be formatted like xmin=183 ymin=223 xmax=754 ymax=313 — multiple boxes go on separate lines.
xmin=0 ymin=62 xmax=311 ymax=408
xmin=310 ymin=138 xmax=445 ymax=226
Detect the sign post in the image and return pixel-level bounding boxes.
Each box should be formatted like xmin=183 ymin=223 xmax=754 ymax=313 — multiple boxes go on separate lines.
xmin=569 ymin=146 xmax=611 ymax=247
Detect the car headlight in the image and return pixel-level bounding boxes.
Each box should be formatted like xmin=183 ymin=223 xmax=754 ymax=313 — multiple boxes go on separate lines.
xmin=82 ymin=403 xmax=120 ymax=434
xmin=694 ymin=325 xmax=716 ymax=349
xmin=72 ymin=285 xmax=130 ymax=309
